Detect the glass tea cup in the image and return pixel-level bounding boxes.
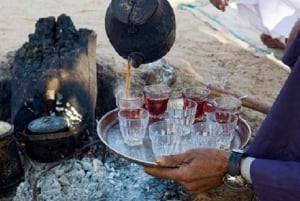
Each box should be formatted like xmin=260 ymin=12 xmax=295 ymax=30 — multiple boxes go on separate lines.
xmin=212 ymin=96 xmax=242 ymax=116
xmin=191 ymin=122 xmax=213 ymax=148
xmin=179 ymin=126 xmax=197 ymax=153
xmin=148 ymin=120 xmax=180 ymax=157
xmin=115 ymin=90 xmax=144 ymax=110
xmin=206 ymin=111 xmax=238 ymax=150
xmin=208 ymin=69 xmax=229 ymax=89
xmin=118 ymin=108 xmax=149 ymax=146
xmin=167 ymin=98 xmax=197 ymax=136
xmin=182 ymin=87 xmax=211 ymax=122
xmin=143 ymin=84 xmax=172 ymax=120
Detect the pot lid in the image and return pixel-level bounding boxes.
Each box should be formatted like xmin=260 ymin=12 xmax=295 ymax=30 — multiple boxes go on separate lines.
xmin=111 ymin=0 xmax=158 ymax=25
xmin=0 ymin=121 xmax=13 ymax=139
xmin=28 ymin=116 xmax=69 ymax=134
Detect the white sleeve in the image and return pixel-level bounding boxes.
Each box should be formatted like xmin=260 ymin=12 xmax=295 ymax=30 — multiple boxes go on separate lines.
xmin=240 ymin=157 xmax=255 ymax=183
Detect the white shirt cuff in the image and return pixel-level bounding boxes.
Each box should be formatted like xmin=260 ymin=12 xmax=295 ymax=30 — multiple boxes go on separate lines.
xmin=240 ymin=157 xmax=255 ymax=184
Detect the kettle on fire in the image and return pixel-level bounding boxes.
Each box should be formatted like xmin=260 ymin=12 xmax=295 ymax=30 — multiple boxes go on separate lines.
xmin=105 ymin=0 xmax=176 ymax=68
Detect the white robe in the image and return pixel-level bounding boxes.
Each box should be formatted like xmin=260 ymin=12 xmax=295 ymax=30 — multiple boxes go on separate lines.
xmin=236 ymin=0 xmax=300 ymax=39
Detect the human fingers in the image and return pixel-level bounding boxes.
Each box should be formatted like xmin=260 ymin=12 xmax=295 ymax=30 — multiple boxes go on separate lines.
xmin=144 ymin=150 xmax=204 ymax=179
xmin=155 ymin=151 xmax=193 ymax=167
xmin=144 ymin=165 xmax=225 ymax=193
xmin=210 ymin=0 xmax=228 ymax=11
xmin=144 ymin=165 xmax=187 ymax=181
xmin=180 ymin=176 xmax=223 ymax=194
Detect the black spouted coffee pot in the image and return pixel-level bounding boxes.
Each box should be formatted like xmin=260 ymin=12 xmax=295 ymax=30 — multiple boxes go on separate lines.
xmin=105 ymin=0 xmax=176 ymax=68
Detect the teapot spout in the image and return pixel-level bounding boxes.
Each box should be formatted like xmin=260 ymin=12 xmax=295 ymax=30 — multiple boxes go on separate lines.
xmin=128 ymin=52 xmax=145 ymax=68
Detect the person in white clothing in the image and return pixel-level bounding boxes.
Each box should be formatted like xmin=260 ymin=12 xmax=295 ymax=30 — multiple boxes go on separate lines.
xmin=209 ymin=0 xmax=300 ymax=50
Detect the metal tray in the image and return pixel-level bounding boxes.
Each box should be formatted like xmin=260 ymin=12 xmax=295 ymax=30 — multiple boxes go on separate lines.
xmin=97 ymin=108 xmax=251 ymax=167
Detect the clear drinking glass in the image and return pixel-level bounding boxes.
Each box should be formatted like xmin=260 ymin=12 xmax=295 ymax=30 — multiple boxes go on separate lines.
xmin=206 ymin=111 xmax=238 ymax=150
xmin=115 ymin=90 xmax=144 ymax=110
xmin=149 ymin=120 xmax=180 ymax=157
xmin=182 ymin=87 xmax=211 ymax=122
xmin=212 ymin=96 xmax=242 ymax=116
xmin=118 ymin=108 xmax=149 ymax=146
xmin=167 ymin=98 xmax=197 ymax=136
xmin=208 ymin=70 xmax=229 ymax=89
xmin=192 ymin=122 xmax=211 ymax=148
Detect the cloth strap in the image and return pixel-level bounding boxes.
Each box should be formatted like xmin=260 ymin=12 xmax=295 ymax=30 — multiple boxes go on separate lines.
xmin=228 ymin=149 xmax=244 ymax=176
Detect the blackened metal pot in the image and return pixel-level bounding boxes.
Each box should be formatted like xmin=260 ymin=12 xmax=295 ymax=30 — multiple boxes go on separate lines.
xmin=0 ymin=121 xmax=24 ymax=193
xmin=21 ymin=116 xmax=76 ymax=163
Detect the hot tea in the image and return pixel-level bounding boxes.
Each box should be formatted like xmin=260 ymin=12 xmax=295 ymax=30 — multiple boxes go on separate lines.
xmin=212 ymin=96 xmax=242 ymax=116
xmin=144 ymin=96 xmax=169 ymax=118
xmin=143 ymin=84 xmax=171 ymax=119
xmin=182 ymin=87 xmax=210 ymax=122
xmin=125 ymin=59 xmax=132 ymax=98
xmin=119 ymin=108 xmax=145 ymax=119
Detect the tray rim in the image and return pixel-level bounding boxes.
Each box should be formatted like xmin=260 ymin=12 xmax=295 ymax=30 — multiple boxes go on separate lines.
xmin=97 ymin=108 xmax=252 ymax=167
xmin=97 ymin=108 xmax=158 ymax=167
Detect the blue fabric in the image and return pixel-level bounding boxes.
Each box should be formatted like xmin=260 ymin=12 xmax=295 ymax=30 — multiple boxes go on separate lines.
xmin=246 ymin=31 xmax=300 ymax=201
xmin=282 ymin=31 xmax=300 ymax=68
xmin=251 ymin=159 xmax=300 ymax=201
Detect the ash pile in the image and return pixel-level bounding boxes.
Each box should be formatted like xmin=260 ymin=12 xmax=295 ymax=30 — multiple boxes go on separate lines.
xmin=11 ymin=154 xmax=191 ymax=201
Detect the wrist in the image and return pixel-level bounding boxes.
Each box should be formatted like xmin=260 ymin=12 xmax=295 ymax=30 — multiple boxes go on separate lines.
xmin=228 ymin=149 xmax=244 ymax=176
xmin=223 ymin=149 xmax=254 ymax=189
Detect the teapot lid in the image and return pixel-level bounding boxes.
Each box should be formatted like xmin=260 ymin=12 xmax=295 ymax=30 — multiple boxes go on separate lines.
xmin=111 ymin=0 xmax=158 ymax=25
xmin=28 ymin=116 xmax=69 ymax=134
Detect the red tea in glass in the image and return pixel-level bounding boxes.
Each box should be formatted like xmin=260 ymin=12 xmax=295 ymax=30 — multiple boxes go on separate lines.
xmin=143 ymin=84 xmax=171 ymax=119
xmin=203 ymin=101 xmax=216 ymax=113
xmin=119 ymin=108 xmax=145 ymax=119
xmin=118 ymin=108 xmax=149 ymax=146
xmin=144 ymin=97 xmax=169 ymax=117
xmin=182 ymin=87 xmax=210 ymax=122
xmin=212 ymin=96 xmax=242 ymax=116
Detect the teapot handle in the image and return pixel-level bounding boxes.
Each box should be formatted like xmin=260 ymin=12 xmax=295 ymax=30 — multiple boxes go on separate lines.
xmin=111 ymin=0 xmax=158 ymax=25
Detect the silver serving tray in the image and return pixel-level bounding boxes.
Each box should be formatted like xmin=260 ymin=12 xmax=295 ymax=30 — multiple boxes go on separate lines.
xmin=97 ymin=108 xmax=251 ymax=167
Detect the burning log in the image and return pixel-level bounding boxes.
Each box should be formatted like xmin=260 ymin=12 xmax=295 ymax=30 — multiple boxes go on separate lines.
xmin=11 ymin=14 xmax=98 ymax=160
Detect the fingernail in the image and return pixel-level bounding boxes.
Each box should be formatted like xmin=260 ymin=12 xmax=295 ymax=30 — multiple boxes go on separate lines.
xmin=156 ymin=156 xmax=164 ymax=164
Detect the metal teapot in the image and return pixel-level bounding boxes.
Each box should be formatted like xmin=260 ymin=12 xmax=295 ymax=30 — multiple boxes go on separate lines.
xmin=105 ymin=0 xmax=176 ymax=68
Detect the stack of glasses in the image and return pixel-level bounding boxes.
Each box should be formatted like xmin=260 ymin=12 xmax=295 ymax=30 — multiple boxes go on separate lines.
xmin=115 ymin=84 xmax=242 ymax=157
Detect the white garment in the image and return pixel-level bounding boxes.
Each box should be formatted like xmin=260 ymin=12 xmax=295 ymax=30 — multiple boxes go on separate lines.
xmin=240 ymin=157 xmax=255 ymax=183
xmin=236 ymin=0 xmax=300 ymax=39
